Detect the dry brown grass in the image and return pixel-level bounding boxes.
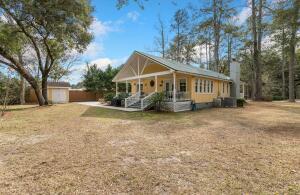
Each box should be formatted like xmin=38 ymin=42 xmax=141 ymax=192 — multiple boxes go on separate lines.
xmin=0 ymin=101 xmax=299 ymax=194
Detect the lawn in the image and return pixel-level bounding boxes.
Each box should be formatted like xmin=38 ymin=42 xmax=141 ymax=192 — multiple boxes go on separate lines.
xmin=0 ymin=102 xmax=299 ymax=194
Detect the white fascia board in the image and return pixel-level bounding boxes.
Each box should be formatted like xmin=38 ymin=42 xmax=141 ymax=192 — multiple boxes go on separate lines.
xmin=113 ymin=70 xmax=174 ymax=82
xmin=176 ymin=71 xmax=231 ymax=82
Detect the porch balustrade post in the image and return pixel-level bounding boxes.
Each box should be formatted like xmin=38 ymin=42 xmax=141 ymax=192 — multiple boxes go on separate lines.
xmin=173 ymin=72 xmax=176 ymax=103
xmin=116 ymin=82 xmax=118 ymax=96
xmin=138 ymin=78 xmax=141 ymax=96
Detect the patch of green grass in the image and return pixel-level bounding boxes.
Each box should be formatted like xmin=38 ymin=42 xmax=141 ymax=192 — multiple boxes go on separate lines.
xmin=81 ymin=107 xmax=185 ymax=121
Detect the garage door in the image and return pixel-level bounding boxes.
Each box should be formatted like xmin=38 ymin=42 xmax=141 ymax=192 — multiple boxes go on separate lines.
xmin=52 ymin=89 xmax=68 ymax=103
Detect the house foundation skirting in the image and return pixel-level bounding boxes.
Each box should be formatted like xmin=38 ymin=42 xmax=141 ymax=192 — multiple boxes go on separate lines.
xmin=194 ymin=102 xmax=214 ymax=110
xmin=162 ymin=101 xmax=192 ymax=112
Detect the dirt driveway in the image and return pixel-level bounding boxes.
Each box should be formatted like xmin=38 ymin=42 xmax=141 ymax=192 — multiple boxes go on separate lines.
xmin=0 ymin=102 xmax=299 ymax=194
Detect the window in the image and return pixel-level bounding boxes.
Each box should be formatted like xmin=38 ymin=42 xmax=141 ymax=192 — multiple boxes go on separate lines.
xmin=179 ymin=79 xmax=186 ymax=92
xmin=207 ymin=80 xmax=210 ymax=93
xmin=227 ymin=83 xmax=229 ymax=94
xmin=199 ymin=79 xmax=202 ymax=93
xmin=240 ymin=84 xmax=243 ymax=93
xmin=203 ymin=80 xmax=206 ymax=93
xmin=223 ymin=82 xmax=225 ymax=93
xmin=195 ymin=79 xmax=198 ymax=93
xmin=136 ymin=83 xmax=143 ymax=93
xmin=211 ymin=81 xmax=213 ymax=93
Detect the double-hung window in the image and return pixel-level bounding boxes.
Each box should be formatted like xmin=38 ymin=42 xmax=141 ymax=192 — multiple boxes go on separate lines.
xmin=195 ymin=79 xmax=198 ymax=93
xmin=223 ymin=82 xmax=225 ymax=93
xmin=211 ymin=81 xmax=213 ymax=93
xmin=207 ymin=80 xmax=210 ymax=93
xmin=203 ymin=80 xmax=206 ymax=93
xmin=199 ymin=79 xmax=202 ymax=93
xmin=227 ymin=83 xmax=229 ymax=94
xmin=179 ymin=79 xmax=187 ymax=92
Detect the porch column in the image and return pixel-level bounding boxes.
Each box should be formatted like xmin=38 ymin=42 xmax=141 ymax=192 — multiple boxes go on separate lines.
xmin=115 ymin=82 xmax=118 ymax=96
xmin=155 ymin=75 xmax=158 ymax=92
xmin=173 ymin=72 xmax=176 ymax=103
xmin=126 ymin=80 xmax=128 ymax=93
xmin=138 ymin=78 xmax=141 ymax=96
xmin=138 ymin=56 xmax=141 ymax=96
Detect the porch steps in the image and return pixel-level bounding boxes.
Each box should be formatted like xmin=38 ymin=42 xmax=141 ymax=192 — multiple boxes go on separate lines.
xmin=128 ymin=100 xmax=142 ymax=109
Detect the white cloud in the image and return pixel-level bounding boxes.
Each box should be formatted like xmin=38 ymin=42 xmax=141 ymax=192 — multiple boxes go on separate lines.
xmin=234 ymin=7 xmax=251 ymax=26
xmin=127 ymin=11 xmax=140 ymax=22
xmin=83 ymin=42 xmax=104 ymax=59
xmin=67 ymin=57 xmax=128 ymax=84
xmin=90 ymin=19 xmax=112 ymax=36
xmin=89 ymin=57 xmax=128 ymax=70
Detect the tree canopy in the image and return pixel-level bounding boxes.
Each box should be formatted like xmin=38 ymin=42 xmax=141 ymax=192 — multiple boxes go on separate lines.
xmin=0 ymin=0 xmax=93 ymax=105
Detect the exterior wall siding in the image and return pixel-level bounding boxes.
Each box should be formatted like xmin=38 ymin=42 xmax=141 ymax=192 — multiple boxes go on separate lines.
xmin=126 ymin=61 xmax=231 ymax=104
xmin=191 ymin=78 xmax=231 ymax=103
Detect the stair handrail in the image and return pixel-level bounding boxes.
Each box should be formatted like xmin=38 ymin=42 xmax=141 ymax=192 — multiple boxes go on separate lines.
xmin=141 ymin=92 xmax=156 ymax=110
xmin=125 ymin=93 xmax=140 ymax=108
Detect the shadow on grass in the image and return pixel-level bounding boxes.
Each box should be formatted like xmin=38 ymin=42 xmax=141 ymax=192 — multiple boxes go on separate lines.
xmin=81 ymin=106 xmax=188 ymax=121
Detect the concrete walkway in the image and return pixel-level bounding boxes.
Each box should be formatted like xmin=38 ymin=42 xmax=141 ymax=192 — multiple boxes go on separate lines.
xmin=77 ymin=102 xmax=141 ymax=112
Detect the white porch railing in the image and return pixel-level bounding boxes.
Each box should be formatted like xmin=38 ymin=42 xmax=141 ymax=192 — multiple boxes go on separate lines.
xmin=125 ymin=93 xmax=140 ymax=108
xmin=164 ymin=91 xmax=190 ymax=102
xmin=141 ymin=92 xmax=156 ymax=110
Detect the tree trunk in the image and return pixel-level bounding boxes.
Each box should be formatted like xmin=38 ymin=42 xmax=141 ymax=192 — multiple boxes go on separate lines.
xmin=288 ymin=0 xmax=299 ymax=102
xmin=281 ymin=27 xmax=286 ymax=99
xmin=251 ymin=0 xmax=261 ymax=100
xmin=0 ymin=47 xmax=45 ymax=106
xmin=213 ymin=0 xmax=220 ymax=72
xmin=289 ymin=42 xmax=295 ymax=102
xmin=20 ymin=75 xmax=25 ymax=105
xmin=227 ymin=34 xmax=232 ymax=71
xmin=208 ymin=33 xmax=212 ymax=70
xmin=255 ymin=0 xmax=263 ymax=100
xmin=14 ymin=63 xmax=45 ymax=106
xmin=18 ymin=53 xmax=26 ymax=105
xmin=18 ymin=69 xmax=44 ymax=106
xmin=41 ymin=74 xmax=49 ymax=105
xmin=161 ymin=24 xmax=165 ymax=58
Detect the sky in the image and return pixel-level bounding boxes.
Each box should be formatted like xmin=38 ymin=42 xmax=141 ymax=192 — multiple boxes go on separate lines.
xmin=68 ymin=0 xmax=250 ymax=84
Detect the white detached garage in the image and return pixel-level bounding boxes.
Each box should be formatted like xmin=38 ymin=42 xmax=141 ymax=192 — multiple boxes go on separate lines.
xmin=47 ymin=82 xmax=70 ymax=104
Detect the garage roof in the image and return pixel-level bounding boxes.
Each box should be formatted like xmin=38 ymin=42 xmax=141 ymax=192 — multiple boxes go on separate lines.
xmin=48 ymin=81 xmax=70 ymax=88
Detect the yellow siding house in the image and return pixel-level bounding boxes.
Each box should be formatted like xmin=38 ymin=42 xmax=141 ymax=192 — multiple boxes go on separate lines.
xmin=113 ymin=51 xmax=239 ymax=112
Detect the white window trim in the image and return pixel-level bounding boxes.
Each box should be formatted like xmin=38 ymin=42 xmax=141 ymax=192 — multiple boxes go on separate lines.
xmin=195 ymin=79 xmax=198 ymax=93
xmin=194 ymin=78 xmax=215 ymax=94
xmin=177 ymin=77 xmax=187 ymax=92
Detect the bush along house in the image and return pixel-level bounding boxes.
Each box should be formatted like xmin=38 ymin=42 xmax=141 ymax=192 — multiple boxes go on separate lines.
xmin=112 ymin=51 xmax=244 ymax=112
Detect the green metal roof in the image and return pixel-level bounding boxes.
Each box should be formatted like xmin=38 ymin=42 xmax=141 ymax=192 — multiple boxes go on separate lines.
xmin=135 ymin=51 xmax=231 ymax=81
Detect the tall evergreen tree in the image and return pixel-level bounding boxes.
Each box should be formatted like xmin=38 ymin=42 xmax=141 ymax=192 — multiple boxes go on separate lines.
xmin=169 ymin=9 xmax=190 ymax=62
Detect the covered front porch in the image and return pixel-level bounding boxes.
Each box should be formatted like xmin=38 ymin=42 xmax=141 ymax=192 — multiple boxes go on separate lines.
xmin=113 ymin=52 xmax=192 ymax=111
xmin=115 ymin=72 xmax=191 ymax=111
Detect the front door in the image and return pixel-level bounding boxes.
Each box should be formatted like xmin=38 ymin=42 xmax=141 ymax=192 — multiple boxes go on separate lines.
xmin=164 ymin=80 xmax=174 ymax=100
xmin=136 ymin=83 xmax=143 ymax=94
xmin=164 ymin=80 xmax=173 ymax=92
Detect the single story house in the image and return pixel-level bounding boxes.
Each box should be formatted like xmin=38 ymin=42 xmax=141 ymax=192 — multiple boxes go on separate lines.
xmin=113 ymin=51 xmax=243 ymax=112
